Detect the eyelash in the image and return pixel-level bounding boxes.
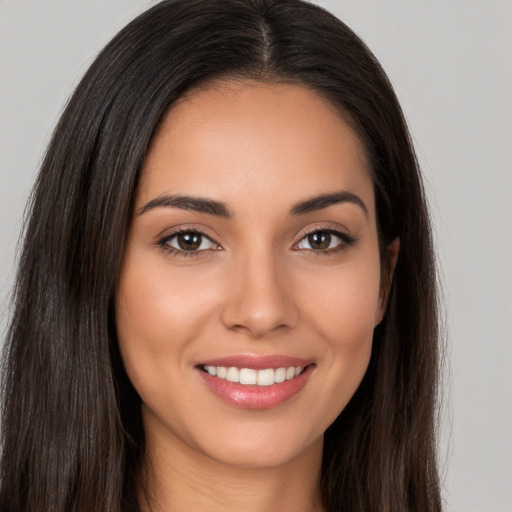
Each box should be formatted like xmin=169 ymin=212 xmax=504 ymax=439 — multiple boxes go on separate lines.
xmin=157 ymin=226 xmax=356 ymax=258
xmin=157 ymin=227 xmax=219 ymax=258
xmin=293 ymin=227 xmax=357 ymax=255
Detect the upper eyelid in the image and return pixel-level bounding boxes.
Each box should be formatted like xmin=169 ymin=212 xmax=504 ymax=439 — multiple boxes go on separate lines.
xmin=158 ymin=226 xmax=219 ymax=245
xmin=300 ymin=226 xmax=345 ymax=236
xmin=294 ymin=225 xmax=350 ymax=242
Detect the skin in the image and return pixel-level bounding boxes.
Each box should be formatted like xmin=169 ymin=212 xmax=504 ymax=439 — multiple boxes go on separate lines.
xmin=116 ymin=81 xmax=398 ymax=512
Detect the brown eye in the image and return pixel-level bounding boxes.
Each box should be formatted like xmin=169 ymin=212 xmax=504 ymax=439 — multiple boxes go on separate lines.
xmin=163 ymin=230 xmax=217 ymax=253
xmin=307 ymin=232 xmax=332 ymax=250
xmin=176 ymin=232 xmax=202 ymax=251
xmin=295 ymin=229 xmax=354 ymax=253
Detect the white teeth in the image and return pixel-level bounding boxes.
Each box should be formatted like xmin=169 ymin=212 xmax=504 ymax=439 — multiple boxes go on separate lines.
xmin=239 ymin=368 xmax=257 ymax=385
xmin=204 ymin=365 xmax=217 ymax=376
xmin=274 ymin=367 xmax=286 ymax=383
xmin=203 ymin=365 xmax=304 ymax=385
xmin=226 ymin=367 xmax=239 ymax=382
xmin=257 ymin=368 xmax=275 ymax=386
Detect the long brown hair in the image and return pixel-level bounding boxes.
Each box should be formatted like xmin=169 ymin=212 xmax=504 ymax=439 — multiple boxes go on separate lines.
xmin=0 ymin=1 xmax=442 ymax=511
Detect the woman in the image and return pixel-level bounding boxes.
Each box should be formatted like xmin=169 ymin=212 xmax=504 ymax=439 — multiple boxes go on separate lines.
xmin=0 ymin=0 xmax=442 ymax=511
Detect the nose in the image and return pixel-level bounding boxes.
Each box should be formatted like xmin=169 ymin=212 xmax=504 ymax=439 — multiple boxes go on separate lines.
xmin=220 ymin=250 xmax=298 ymax=338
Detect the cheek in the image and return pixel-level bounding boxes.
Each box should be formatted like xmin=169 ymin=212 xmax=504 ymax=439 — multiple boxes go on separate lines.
xmin=117 ymin=252 xmax=219 ymax=341
xmin=296 ymin=254 xmax=381 ymax=404
xmin=301 ymin=254 xmax=382 ymax=340
xmin=114 ymin=253 xmax=222 ymax=397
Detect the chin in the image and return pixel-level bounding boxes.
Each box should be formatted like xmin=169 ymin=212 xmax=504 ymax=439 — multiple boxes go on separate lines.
xmin=183 ymin=414 xmax=326 ymax=471
xmin=204 ymin=435 xmax=323 ymax=470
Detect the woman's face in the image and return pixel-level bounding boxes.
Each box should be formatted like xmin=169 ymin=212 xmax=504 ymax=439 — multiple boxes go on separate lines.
xmin=116 ymin=81 xmax=392 ymax=469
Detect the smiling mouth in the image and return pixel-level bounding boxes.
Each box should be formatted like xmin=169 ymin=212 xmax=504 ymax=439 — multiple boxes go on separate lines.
xmin=198 ymin=362 xmax=314 ymax=409
xmin=200 ymin=365 xmax=305 ymax=386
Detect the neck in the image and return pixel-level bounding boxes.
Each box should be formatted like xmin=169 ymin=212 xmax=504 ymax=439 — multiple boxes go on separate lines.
xmin=138 ymin=427 xmax=324 ymax=512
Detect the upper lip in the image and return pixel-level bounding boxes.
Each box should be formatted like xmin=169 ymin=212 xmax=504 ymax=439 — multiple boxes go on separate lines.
xmin=196 ymin=354 xmax=313 ymax=370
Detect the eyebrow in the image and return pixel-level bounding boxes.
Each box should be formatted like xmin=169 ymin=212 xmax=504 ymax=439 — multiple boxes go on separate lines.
xmin=139 ymin=194 xmax=232 ymax=217
xmin=139 ymin=190 xmax=367 ymax=218
xmin=290 ymin=191 xmax=368 ymax=217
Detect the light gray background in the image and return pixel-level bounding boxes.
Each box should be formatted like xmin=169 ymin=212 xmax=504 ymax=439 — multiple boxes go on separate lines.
xmin=1 ymin=1 xmax=511 ymax=511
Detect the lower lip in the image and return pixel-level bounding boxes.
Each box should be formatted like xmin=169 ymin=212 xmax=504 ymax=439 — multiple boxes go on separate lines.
xmin=197 ymin=365 xmax=314 ymax=410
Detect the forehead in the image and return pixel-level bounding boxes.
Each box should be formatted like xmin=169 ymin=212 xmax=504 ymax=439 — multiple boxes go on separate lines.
xmin=138 ymin=80 xmax=374 ymax=217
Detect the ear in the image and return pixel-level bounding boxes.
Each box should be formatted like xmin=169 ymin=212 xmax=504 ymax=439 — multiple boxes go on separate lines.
xmin=375 ymin=237 xmax=400 ymax=325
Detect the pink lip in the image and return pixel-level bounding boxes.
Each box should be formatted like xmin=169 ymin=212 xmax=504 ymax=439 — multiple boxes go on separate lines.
xmin=196 ymin=355 xmax=315 ymax=410
xmin=196 ymin=354 xmax=312 ymax=370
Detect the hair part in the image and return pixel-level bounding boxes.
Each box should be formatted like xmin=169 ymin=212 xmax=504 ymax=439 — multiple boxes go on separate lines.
xmin=1 ymin=1 xmax=442 ymax=511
